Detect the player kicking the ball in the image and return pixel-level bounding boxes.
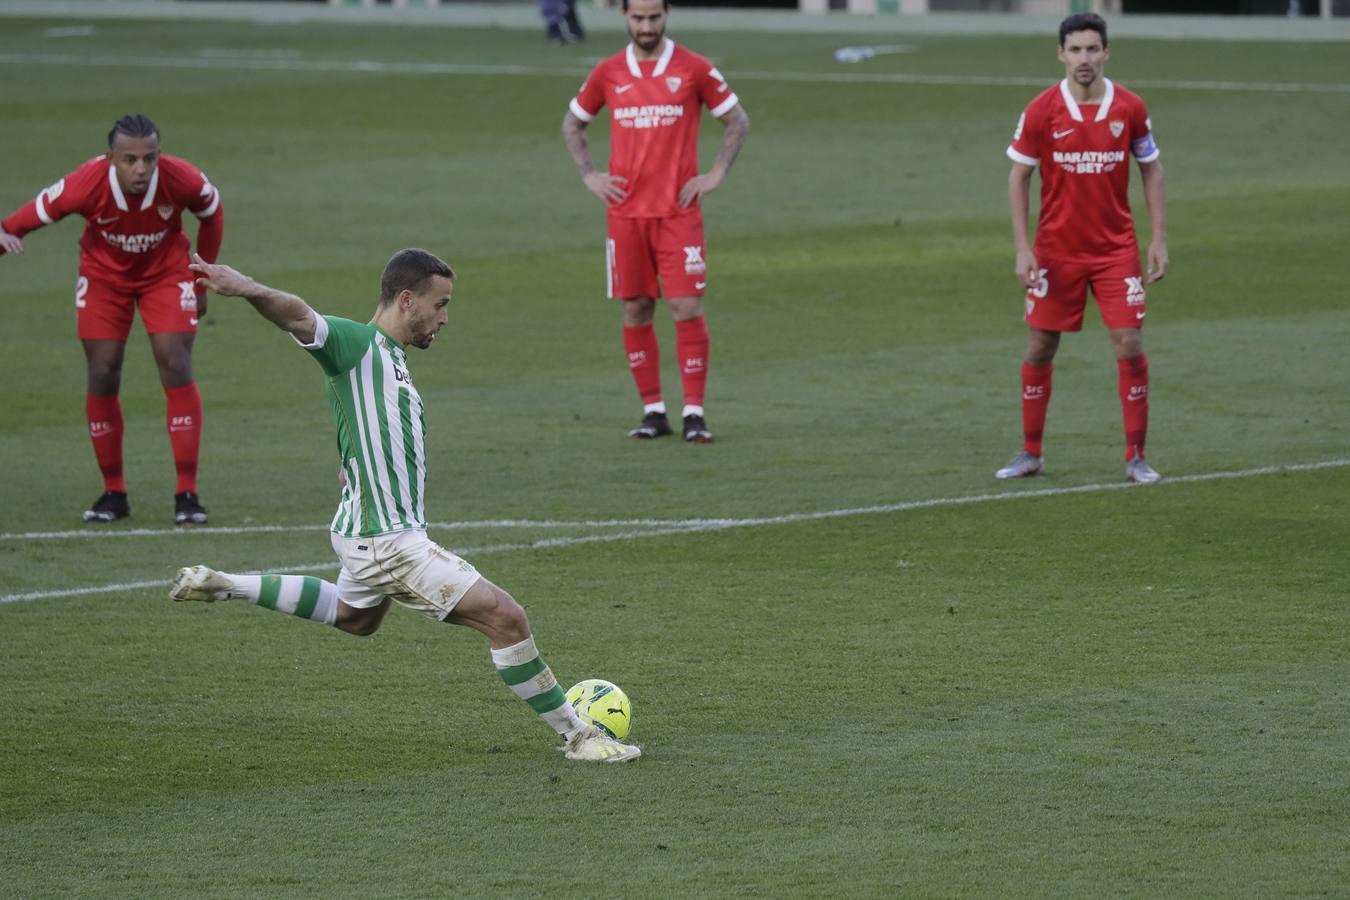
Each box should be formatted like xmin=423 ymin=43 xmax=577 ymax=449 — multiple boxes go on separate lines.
xmin=170 ymin=249 xmax=640 ymax=763
xmin=999 ymin=13 xmax=1168 ymax=484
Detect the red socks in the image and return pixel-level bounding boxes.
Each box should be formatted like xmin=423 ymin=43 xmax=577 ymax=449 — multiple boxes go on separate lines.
xmin=623 ymin=318 xmax=711 ymax=410
xmin=1020 ymin=362 xmax=1053 ymax=457
xmin=1018 ymin=356 xmax=1150 ymax=461
xmin=164 ymin=382 xmax=202 ymax=494
xmin=86 ymin=392 xmax=126 ymax=493
xmin=1117 ymin=354 xmax=1149 ymax=460
xmin=674 ymin=316 xmax=709 ymax=409
xmin=623 ymin=324 xmax=663 ymax=405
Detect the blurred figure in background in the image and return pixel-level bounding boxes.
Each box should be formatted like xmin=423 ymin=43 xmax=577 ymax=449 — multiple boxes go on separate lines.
xmin=540 ymin=0 xmax=586 ymax=44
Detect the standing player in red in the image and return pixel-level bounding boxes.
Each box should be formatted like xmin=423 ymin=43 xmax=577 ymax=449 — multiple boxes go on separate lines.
xmin=999 ymin=14 xmax=1168 ymax=484
xmin=0 ymin=114 xmax=223 ymax=523
xmin=562 ymin=0 xmax=749 ymax=443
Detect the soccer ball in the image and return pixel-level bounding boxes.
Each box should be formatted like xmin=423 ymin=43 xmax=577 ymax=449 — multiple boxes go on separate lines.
xmin=566 ymin=679 xmax=633 ymax=740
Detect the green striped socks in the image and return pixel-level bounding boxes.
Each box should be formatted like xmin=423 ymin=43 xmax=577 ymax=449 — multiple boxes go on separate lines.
xmin=491 ymin=636 xmax=585 ymax=737
xmin=219 ymin=573 xmax=339 ymax=626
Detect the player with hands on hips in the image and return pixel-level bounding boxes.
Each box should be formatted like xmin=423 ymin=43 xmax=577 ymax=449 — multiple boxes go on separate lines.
xmin=563 ymin=0 xmax=749 ymax=444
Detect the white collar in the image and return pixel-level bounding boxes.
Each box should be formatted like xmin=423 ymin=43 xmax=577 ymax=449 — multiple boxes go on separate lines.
xmin=625 ymin=38 xmax=677 ymax=78
xmin=107 ymin=162 xmax=159 ymax=212
xmin=1058 ymin=77 xmax=1115 ymax=123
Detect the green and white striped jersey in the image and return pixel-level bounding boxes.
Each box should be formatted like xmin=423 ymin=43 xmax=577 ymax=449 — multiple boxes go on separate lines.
xmin=297 ymin=315 xmax=427 ymax=538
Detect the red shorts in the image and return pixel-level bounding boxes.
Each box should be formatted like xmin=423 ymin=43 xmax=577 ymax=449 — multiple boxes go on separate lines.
xmin=76 ymin=264 xmax=200 ymax=341
xmin=1024 ymin=256 xmax=1146 ymax=332
xmin=606 ymin=210 xmax=706 ymax=300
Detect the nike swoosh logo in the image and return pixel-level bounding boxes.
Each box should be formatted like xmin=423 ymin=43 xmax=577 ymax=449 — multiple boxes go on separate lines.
xmin=1053 ymin=129 xmax=1075 ymax=139
xmin=1136 ymin=311 xmax=1145 ymax=319
xmin=96 ymin=217 xmax=118 ymax=225
xmin=189 ymin=317 xmax=199 ymax=326
xmin=615 ymin=83 xmax=634 ymax=94
xmin=694 ymin=281 xmax=706 ymax=289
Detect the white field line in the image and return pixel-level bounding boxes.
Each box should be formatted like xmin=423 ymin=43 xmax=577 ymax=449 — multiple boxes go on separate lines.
xmin=2 ymin=458 xmax=1346 ymax=605
xmin=0 ymin=52 xmax=1348 ymax=94
xmin=0 ymin=518 xmax=685 ymax=542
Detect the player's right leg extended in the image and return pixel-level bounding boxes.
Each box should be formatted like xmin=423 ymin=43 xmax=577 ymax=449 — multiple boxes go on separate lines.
xmin=170 ymin=566 xmax=342 ymax=626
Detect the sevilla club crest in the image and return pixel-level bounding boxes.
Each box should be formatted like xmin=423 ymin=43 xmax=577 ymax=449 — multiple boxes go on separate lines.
xmin=1109 ymin=120 xmax=1125 ymax=139
xmin=157 ymin=204 xmax=174 ymax=220
xmin=666 ymin=76 xmax=682 ymax=93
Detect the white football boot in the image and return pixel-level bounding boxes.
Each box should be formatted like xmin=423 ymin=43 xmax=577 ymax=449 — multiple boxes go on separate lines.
xmin=169 ymin=565 xmax=237 ymax=603
xmin=995 ymin=451 xmax=1045 ymax=480
xmin=1125 ymin=457 xmax=1162 ymax=484
xmin=563 ymin=725 xmax=642 ymax=763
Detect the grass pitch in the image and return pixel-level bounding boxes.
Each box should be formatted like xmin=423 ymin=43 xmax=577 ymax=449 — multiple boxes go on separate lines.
xmin=1 ymin=9 xmax=1349 ymax=898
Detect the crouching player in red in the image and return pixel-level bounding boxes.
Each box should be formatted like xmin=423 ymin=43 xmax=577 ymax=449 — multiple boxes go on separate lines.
xmin=999 ymin=14 xmax=1168 ymax=484
xmin=0 ymin=114 xmax=223 ymax=522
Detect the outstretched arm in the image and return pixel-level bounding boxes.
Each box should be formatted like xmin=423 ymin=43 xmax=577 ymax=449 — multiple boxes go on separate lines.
xmin=189 ymin=253 xmax=318 ymax=344
xmin=1139 ymin=159 xmax=1168 ymax=284
xmin=678 ymin=105 xmax=750 ymax=208
xmin=0 ymin=202 xmax=48 ymax=257
xmin=562 ymin=110 xmax=628 ymax=205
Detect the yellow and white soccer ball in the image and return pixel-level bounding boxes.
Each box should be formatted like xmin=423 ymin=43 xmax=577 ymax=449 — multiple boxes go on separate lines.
xmin=566 ymin=679 xmax=633 ymax=740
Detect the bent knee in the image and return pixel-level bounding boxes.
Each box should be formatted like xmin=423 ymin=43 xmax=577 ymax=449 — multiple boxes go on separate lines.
xmin=496 ymin=593 xmax=529 ymax=629
xmin=489 ymin=590 xmax=531 ymax=641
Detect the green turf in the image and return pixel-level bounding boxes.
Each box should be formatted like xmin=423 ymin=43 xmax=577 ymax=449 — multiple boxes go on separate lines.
xmin=2 ymin=13 xmax=1348 ymax=898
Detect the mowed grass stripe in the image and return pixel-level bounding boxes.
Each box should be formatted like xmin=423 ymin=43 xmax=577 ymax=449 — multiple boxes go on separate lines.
xmin=4 ymin=457 xmax=1346 ymax=604
xmin=2 ymin=51 xmax=1349 ymax=94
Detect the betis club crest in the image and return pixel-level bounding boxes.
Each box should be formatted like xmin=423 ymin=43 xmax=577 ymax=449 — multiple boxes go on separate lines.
xmin=666 ymin=76 xmax=682 ymax=92
xmin=1109 ymin=120 xmax=1125 ymax=139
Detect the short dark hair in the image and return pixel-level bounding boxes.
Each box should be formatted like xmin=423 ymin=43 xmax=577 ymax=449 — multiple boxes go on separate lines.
xmin=1059 ymin=13 xmax=1108 ymax=48
xmin=621 ymin=0 xmax=670 ymax=10
xmin=379 ymin=248 xmax=455 ymax=305
xmin=107 ymin=113 xmax=159 ymax=148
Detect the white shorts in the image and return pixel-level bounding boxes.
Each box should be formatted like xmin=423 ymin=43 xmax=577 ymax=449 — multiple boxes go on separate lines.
xmin=329 ymin=528 xmax=482 ymax=621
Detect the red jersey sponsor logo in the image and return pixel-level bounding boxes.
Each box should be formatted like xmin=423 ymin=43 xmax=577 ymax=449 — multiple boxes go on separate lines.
xmin=571 ymin=41 xmax=739 ymax=218
xmin=33 ymin=155 xmax=215 ymax=285
xmin=101 ymin=227 xmax=169 ymax=254
xmin=1006 ymin=79 xmax=1156 ymax=262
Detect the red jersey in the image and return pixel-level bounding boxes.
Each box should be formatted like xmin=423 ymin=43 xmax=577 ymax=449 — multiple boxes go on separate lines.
xmin=1 ymin=154 xmax=222 ymax=286
xmin=570 ymin=39 xmax=739 ymax=219
xmin=1006 ymin=78 xmax=1159 ymax=263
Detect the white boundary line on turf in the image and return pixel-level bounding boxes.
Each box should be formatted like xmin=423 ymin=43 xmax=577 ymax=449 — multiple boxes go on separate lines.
xmin=0 ymin=518 xmax=684 ymax=542
xmin=3 ymin=458 xmax=1346 ymax=605
xmin=0 ymin=52 xmax=1347 ymax=94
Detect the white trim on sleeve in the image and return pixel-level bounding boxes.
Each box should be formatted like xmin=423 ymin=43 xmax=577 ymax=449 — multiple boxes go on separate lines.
xmin=194 ymin=188 xmax=221 ymax=219
xmin=35 ymin=191 xmax=54 ymax=225
xmin=291 ymin=312 xmax=328 ymax=350
xmin=569 ymin=97 xmax=596 ymax=123
xmin=710 ymin=93 xmax=739 ymax=119
xmin=1007 ymin=146 xmax=1038 ymax=166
